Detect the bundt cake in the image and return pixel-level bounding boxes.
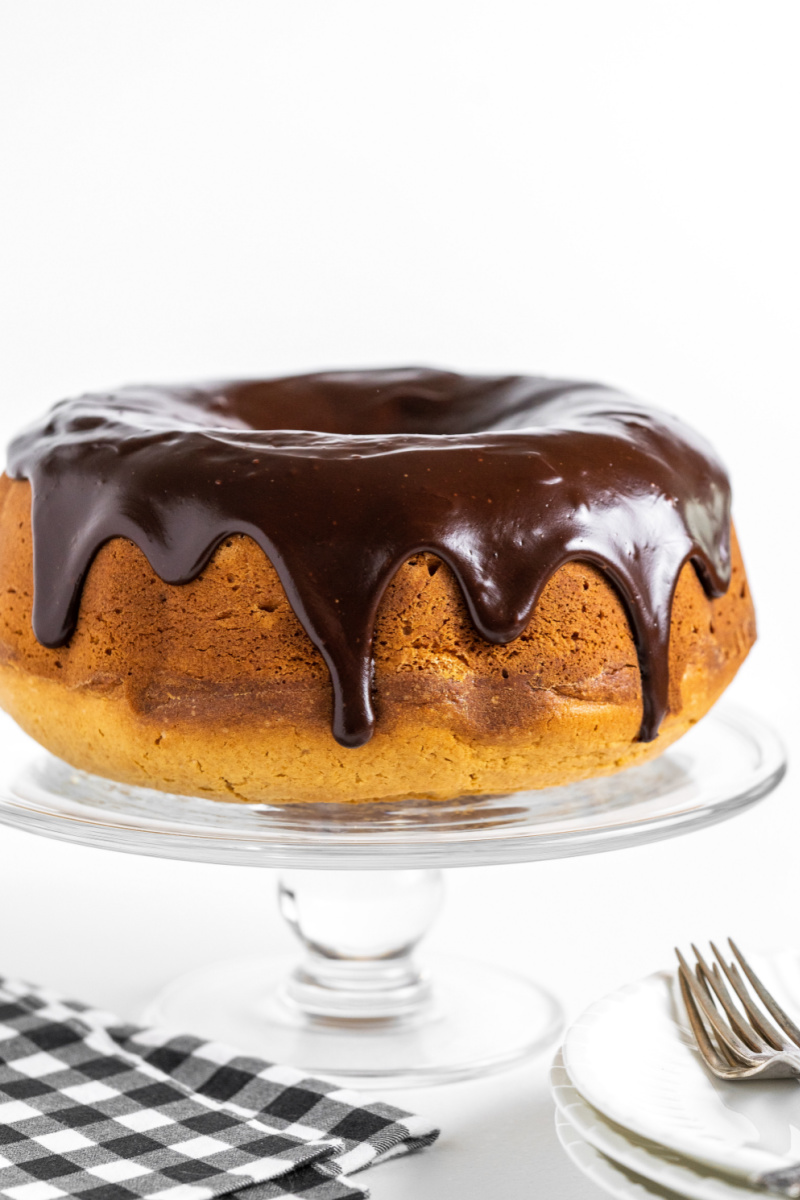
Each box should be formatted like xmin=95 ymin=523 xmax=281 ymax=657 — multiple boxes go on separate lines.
xmin=0 ymin=369 xmax=755 ymax=803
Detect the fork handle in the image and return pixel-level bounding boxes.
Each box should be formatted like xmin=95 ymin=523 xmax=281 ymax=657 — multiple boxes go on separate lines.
xmin=759 ymin=1165 xmax=800 ymax=1197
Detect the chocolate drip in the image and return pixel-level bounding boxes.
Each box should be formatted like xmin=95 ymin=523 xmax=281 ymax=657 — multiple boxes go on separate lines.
xmin=6 ymin=369 xmax=732 ymax=747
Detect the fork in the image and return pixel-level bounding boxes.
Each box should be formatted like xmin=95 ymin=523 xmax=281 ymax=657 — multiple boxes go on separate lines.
xmin=675 ymin=939 xmax=800 ymax=1080
xmin=676 ymin=941 xmax=800 ymax=1197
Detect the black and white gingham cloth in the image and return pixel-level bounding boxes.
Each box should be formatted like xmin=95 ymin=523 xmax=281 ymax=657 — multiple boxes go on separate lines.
xmin=0 ymin=976 xmax=438 ymax=1200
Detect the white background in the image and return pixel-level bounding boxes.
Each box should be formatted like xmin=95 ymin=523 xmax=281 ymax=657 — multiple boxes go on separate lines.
xmin=0 ymin=3 xmax=798 ymax=1196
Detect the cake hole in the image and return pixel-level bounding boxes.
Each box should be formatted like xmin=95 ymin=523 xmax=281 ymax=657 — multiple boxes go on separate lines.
xmin=427 ymin=561 xmax=440 ymax=576
xmin=740 ymin=584 xmax=747 ymax=598
xmin=501 ymin=668 xmax=509 ymax=679
xmin=571 ymin=631 xmax=580 ymax=640
xmin=583 ymin=581 xmax=589 ymax=591
xmin=55 ymin=660 xmax=62 ymax=669
xmin=403 ymin=623 xmax=413 ymax=635
xmin=258 ymin=602 xmax=277 ymax=613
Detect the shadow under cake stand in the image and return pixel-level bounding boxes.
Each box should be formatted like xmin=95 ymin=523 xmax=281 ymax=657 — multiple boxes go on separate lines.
xmin=0 ymin=704 xmax=785 ymax=1088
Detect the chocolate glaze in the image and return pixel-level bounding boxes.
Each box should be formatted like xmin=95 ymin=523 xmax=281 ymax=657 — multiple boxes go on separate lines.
xmin=6 ymin=369 xmax=732 ymax=748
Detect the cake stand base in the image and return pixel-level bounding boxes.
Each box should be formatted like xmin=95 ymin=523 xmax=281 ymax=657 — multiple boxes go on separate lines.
xmin=143 ymin=953 xmax=562 ymax=1088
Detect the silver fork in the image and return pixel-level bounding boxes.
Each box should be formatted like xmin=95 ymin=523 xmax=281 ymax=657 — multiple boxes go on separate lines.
xmin=676 ymin=942 xmax=800 ymax=1198
xmin=676 ymin=939 xmax=800 ymax=1080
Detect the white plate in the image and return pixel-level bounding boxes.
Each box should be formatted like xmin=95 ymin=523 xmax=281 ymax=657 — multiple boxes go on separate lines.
xmin=556 ymin=1111 xmax=689 ymax=1199
xmin=552 ymin=1050 xmax=763 ymax=1199
xmin=563 ymin=953 xmax=800 ymax=1186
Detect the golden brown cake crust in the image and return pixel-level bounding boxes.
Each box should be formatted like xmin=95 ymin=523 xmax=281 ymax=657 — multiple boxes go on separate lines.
xmin=0 ymin=475 xmax=755 ymax=803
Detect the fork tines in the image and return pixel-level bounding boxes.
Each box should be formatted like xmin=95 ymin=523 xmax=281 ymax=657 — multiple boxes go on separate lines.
xmin=675 ymin=939 xmax=800 ymax=1078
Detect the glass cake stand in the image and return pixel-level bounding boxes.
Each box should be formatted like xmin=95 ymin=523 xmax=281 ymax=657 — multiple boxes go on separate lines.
xmin=0 ymin=705 xmax=785 ymax=1088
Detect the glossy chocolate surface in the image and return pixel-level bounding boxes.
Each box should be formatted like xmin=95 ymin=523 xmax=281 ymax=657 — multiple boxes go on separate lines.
xmin=7 ymin=369 xmax=732 ymax=747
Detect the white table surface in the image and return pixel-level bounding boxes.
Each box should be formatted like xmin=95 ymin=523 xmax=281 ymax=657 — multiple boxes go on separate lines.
xmin=0 ymin=664 xmax=792 ymax=1200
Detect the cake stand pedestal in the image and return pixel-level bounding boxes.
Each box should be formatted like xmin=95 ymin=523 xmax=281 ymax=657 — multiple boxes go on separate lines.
xmin=0 ymin=705 xmax=785 ymax=1088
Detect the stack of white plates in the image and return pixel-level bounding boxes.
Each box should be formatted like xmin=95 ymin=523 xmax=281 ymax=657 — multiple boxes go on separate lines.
xmin=552 ymin=952 xmax=800 ymax=1198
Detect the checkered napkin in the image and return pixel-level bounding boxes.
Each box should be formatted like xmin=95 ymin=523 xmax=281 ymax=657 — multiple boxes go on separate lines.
xmin=0 ymin=976 xmax=438 ymax=1200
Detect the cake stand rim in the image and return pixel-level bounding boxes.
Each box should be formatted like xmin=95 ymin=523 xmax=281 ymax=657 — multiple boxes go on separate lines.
xmin=0 ymin=703 xmax=786 ymax=870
